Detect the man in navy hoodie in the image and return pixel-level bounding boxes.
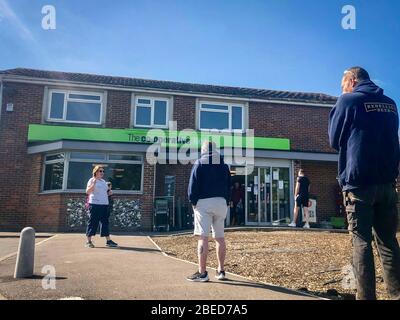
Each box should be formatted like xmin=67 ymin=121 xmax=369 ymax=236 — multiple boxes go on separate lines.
xmin=329 ymin=67 xmax=400 ymax=300
xmin=186 ymin=140 xmax=231 ymax=282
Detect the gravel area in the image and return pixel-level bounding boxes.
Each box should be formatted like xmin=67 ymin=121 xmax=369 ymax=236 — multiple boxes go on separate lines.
xmin=152 ymin=230 xmax=400 ymax=300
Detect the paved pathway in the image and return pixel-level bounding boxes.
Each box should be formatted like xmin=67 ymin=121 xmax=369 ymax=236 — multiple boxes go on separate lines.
xmin=0 ymin=234 xmax=318 ymax=300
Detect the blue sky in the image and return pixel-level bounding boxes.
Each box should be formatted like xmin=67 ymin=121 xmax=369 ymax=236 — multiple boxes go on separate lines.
xmin=0 ymin=0 xmax=399 ymax=102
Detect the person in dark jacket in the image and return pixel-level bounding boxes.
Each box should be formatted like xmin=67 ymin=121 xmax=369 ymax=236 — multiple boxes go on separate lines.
xmin=186 ymin=140 xmax=231 ymax=282
xmin=288 ymin=169 xmax=311 ymax=228
xmin=230 ymin=181 xmax=245 ymax=226
xmin=328 ymin=66 xmax=400 ymax=300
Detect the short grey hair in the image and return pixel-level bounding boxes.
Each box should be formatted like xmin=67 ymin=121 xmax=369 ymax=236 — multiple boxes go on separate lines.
xmin=344 ymin=66 xmax=370 ymax=81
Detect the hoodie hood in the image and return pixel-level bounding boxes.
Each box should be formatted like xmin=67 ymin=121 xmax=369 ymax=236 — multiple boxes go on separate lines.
xmin=353 ymin=80 xmax=384 ymax=96
xmin=199 ymin=151 xmax=224 ymax=165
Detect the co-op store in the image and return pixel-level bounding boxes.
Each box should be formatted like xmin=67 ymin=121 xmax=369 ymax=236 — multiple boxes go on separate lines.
xmin=0 ymin=68 xmax=341 ymax=232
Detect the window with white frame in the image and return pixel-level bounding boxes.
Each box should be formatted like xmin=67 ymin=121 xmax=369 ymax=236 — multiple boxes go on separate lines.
xmin=42 ymin=152 xmax=143 ymax=192
xmin=47 ymin=90 xmax=103 ymax=124
xmin=134 ymin=96 xmax=169 ymax=128
xmin=43 ymin=153 xmax=65 ymax=191
xmin=199 ymin=102 xmax=244 ymax=131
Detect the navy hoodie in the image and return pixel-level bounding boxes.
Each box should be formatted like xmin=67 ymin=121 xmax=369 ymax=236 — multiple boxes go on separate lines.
xmin=328 ymin=80 xmax=399 ymax=190
xmin=187 ymin=152 xmax=231 ymax=206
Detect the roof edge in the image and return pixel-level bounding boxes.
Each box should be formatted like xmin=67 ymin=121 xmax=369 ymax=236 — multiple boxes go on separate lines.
xmin=0 ymin=68 xmax=337 ymax=106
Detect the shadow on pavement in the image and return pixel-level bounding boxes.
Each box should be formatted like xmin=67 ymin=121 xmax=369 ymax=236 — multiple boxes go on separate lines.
xmin=210 ymin=278 xmax=314 ymax=298
xmin=0 ymin=275 xmax=68 ymax=284
xmin=97 ymin=246 xmax=161 ymax=253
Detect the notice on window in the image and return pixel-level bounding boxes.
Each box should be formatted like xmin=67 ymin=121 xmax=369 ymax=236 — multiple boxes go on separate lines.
xmin=265 ymin=174 xmax=270 ymax=182
xmin=278 ymin=180 xmax=284 ymax=189
xmin=273 ymin=171 xmax=279 ymax=180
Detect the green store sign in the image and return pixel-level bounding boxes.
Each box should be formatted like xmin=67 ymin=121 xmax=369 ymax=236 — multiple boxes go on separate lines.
xmin=28 ymin=124 xmax=290 ymax=151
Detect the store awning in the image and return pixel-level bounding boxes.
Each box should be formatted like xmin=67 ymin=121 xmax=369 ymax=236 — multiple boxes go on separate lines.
xmin=27 ymin=124 xmax=337 ymax=162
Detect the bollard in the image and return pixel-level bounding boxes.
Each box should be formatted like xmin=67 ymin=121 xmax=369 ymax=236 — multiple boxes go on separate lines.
xmin=14 ymin=227 xmax=35 ymax=278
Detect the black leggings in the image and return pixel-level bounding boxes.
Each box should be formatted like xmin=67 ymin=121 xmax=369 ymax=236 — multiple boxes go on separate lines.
xmin=86 ymin=204 xmax=110 ymax=237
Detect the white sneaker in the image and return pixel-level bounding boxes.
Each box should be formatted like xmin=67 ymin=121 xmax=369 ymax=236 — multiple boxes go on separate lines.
xmin=303 ymin=223 xmax=310 ymax=229
xmin=288 ymin=222 xmax=296 ymax=227
xmin=215 ymin=270 xmax=226 ymax=280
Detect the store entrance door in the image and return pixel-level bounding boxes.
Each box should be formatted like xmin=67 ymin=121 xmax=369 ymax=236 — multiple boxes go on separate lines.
xmin=246 ymin=166 xmax=291 ymax=225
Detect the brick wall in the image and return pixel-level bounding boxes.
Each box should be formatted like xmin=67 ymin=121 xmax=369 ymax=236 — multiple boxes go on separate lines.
xmin=293 ymin=160 xmax=341 ymax=222
xmin=155 ymin=163 xmax=193 ymax=202
xmin=106 ymin=90 xmax=131 ymax=128
xmin=173 ymin=95 xmax=196 ymax=130
xmin=249 ymin=102 xmax=334 ymax=153
xmin=0 ymin=82 xmax=44 ymax=230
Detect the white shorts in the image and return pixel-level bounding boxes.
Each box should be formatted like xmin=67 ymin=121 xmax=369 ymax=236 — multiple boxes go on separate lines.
xmin=193 ymin=197 xmax=228 ymax=238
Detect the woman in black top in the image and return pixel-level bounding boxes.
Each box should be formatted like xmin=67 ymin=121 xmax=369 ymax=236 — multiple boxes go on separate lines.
xmin=289 ymin=169 xmax=311 ymax=228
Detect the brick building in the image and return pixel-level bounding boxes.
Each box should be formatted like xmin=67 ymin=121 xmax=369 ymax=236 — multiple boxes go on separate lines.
xmin=0 ymin=68 xmax=341 ymax=232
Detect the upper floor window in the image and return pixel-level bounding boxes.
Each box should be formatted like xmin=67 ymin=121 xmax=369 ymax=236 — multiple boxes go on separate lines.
xmin=134 ymin=96 xmax=169 ymax=128
xmin=48 ymin=90 xmax=103 ymax=124
xmin=199 ymin=101 xmax=244 ymax=131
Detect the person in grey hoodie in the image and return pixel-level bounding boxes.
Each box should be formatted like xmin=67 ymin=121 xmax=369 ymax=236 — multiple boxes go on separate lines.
xmin=186 ymin=141 xmax=231 ymax=282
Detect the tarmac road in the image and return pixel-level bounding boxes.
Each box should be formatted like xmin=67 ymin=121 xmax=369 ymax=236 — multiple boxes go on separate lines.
xmin=0 ymin=233 xmax=318 ymax=300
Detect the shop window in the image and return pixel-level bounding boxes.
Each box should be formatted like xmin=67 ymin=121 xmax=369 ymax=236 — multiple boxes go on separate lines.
xmin=199 ymin=102 xmax=244 ymax=131
xmin=67 ymin=162 xmax=142 ymax=191
xmin=134 ymin=96 xmax=169 ymax=128
xmin=67 ymin=153 xmax=143 ymax=191
xmin=42 ymin=152 xmax=143 ymax=193
xmin=47 ymin=90 xmax=103 ymax=124
xmin=43 ymin=153 xmax=65 ymax=191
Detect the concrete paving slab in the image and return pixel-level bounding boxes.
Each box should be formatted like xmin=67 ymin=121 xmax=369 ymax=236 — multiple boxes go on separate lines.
xmin=0 ymin=234 xmax=318 ymax=300
xmin=0 ymin=238 xmax=46 ymax=259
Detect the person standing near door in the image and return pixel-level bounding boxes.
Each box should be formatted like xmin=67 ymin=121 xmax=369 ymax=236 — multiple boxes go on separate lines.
xmin=230 ymin=181 xmax=245 ymax=226
xmin=187 ymin=140 xmax=231 ymax=282
xmin=328 ymin=67 xmax=400 ymax=300
xmin=289 ymin=169 xmax=311 ymax=228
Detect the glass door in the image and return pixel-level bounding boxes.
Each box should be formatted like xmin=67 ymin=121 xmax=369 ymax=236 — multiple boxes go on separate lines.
xmin=246 ymin=168 xmax=258 ymax=223
xmin=271 ymin=167 xmax=290 ymax=224
xmin=259 ymin=167 xmax=271 ymax=223
xmin=246 ymin=165 xmax=291 ymax=225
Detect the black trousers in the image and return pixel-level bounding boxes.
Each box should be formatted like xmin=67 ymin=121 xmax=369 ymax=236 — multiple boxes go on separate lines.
xmin=344 ymin=183 xmax=400 ymax=300
xmin=86 ymin=204 xmax=110 ymax=238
